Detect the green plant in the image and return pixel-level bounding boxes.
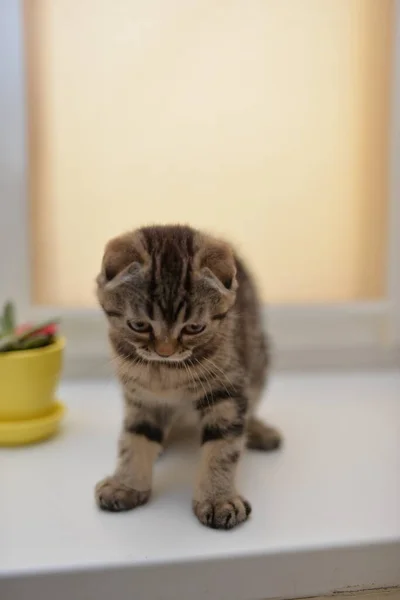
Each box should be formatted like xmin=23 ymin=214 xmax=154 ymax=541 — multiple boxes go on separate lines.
xmin=0 ymin=301 xmax=59 ymax=353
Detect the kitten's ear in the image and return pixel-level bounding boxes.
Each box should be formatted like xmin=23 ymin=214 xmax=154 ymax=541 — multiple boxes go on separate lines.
xmin=97 ymin=231 xmax=147 ymax=286
xmin=195 ymin=234 xmax=237 ymax=292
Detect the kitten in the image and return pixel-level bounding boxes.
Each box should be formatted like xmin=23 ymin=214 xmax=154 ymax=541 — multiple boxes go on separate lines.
xmin=95 ymin=225 xmax=281 ymax=529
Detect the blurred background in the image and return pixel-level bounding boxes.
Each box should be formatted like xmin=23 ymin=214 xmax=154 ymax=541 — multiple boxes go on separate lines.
xmin=24 ymin=0 xmax=393 ymax=306
xmin=1 ymin=0 xmax=399 ymax=373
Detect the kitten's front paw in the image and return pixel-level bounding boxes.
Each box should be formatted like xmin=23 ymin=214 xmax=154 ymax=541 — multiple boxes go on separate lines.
xmin=193 ymin=495 xmax=252 ymax=530
xmin=95 ymin=476 xmax=150 ymax=512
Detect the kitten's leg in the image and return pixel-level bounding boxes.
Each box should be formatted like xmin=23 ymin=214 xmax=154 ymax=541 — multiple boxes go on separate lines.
xmin=95 ymin=400 xmax=166 ymax=512
xmin=246 ymin=416 xmax=282 ymax=451
xmin=193 ymin=393 xmax=251 ymax=530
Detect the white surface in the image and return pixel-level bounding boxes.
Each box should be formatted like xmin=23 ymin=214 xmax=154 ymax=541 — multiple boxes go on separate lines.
xmin=1 ymin=372 xmax=400 ymax=600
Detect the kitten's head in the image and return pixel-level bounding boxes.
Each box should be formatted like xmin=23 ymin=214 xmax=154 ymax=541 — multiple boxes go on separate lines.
xmin=97 ymin=225 xmax=237 ymax=364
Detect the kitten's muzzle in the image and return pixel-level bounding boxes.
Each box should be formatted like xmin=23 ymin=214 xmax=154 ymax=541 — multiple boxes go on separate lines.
xmin=154 ymin=340 xmax=177 ymax=357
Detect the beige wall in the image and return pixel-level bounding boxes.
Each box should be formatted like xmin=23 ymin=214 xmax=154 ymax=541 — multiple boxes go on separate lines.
xmin=26 ymin=0 xmax=393 ymax=307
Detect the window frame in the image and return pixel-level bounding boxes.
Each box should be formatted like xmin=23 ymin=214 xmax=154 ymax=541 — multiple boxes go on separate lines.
xmin=1 ymin=0 xmax=399 ymax=376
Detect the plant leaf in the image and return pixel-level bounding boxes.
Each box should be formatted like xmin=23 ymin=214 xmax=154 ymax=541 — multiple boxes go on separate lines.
xmin=0 ymin=317 xmax=59 ymax=351
xmin=0 ymin=335 xmax=18 ymax=352
xmin=18 ymin=334 xmax=53 ymax=350
xmin=2 ymin=302 xmax=16 ymax=335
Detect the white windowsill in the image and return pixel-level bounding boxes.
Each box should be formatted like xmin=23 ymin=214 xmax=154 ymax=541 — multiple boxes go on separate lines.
xmin=1 ymin=372 xmax=399 ymax=600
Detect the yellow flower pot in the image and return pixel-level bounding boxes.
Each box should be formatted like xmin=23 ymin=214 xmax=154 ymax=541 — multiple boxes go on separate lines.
xmin=0 ymin=337 xmax=65 ymax=421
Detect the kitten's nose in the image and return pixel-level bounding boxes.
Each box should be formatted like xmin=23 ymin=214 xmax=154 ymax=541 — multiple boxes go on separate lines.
xmin=155 ymin=340 xmax=176 ymax=357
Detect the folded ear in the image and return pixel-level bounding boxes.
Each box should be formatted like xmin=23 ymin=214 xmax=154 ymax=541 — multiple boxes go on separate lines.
xmin=195 ymin=233 xmax=237 ymax=291
xmin=98 ymin=231 xmax=147 ymax=285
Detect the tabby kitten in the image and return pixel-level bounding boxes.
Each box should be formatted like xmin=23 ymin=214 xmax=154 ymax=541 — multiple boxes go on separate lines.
xmin=95 ymin=225 xmax=281 ymax=529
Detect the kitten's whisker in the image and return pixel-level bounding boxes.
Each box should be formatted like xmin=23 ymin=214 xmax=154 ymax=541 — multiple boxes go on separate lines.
xmin=194 ymin=358 xmax=231 ymax=399
xmin=187 ymin=361 xmax=210 ymax=410
xmin=188 ymin=359 xmax=212 ymax=408
xmin=202 ymin=357 xmax=237 ymax=392
xmin=183 ymin=361 xmax=196 ymax=395
xmin=195 ymin=358 xmax=214 ymax=407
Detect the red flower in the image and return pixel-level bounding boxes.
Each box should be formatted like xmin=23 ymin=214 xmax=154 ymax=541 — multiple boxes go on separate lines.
xmin=38 ymin=324 xmax=57 ymax=336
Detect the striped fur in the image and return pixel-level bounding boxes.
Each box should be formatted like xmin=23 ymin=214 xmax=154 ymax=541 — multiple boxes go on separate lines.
xmin=95 ymin=225 xmax=281 ymax=529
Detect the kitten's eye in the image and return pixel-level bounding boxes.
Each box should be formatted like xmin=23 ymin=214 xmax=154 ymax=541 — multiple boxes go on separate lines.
xmin=182 ymin=323 xmax=206 ymax=335
xmin=127 ymin=320 xmax=152 ymax=333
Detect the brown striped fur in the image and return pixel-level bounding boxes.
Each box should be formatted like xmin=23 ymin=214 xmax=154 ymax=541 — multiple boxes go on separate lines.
xmin=95 ymin=225 xmax=281 ymax=529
